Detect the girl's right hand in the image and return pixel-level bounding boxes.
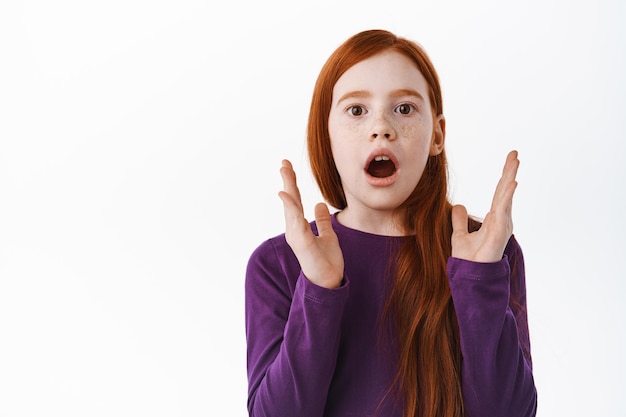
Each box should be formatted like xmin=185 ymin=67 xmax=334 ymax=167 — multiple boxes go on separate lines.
xmin=278 ymin=160 xmax=345 ymax=289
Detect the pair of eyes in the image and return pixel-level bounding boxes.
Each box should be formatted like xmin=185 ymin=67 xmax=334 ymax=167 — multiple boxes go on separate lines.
xmin=347 ymin=103 xmax=416 ymax=116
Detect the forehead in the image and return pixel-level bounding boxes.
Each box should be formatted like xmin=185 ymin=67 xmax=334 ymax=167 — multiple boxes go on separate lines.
xmin=332 ymin=50 xmax=429 ymax=100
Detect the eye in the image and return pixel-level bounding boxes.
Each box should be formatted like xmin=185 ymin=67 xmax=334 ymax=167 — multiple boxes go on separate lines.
xmin=348 ymin=105 xmax=365 ymax=116
xmin=395 ymin=103 xmax=414 ymax=115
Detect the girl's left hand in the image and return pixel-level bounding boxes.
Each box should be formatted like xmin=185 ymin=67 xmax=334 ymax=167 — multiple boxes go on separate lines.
xmin=451 ymin=150 xmax=520 ymax=263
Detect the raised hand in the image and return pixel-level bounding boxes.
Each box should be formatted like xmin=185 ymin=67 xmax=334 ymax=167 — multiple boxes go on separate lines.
xmin=278 ymin=160 xmax=345 ymax=289
xmin=451 ymin=150 xmax=520 ymax=263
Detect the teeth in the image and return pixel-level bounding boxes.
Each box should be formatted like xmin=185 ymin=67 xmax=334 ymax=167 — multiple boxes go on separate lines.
xmin=374 ymin=155 xmax=390 ymax=162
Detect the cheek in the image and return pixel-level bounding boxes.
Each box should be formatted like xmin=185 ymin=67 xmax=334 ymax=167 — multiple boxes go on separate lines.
xmin=330 ymin=119 xmax=362 ymax=143
xmin=398 ymin=118 xmax=432 ymax=142
xmin=329 ymin=124 xmax=364 ymax=165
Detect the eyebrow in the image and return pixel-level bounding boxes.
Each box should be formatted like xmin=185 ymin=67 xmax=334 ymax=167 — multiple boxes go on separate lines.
xmin=336 ymin=88 xmax=425 ymax=106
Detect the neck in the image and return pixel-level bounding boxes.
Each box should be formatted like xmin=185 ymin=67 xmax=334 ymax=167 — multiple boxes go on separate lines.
xmin=336 ymin=206 xmax=408 ymax=236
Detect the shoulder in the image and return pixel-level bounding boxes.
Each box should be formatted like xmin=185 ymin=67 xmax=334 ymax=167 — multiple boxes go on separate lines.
xmin=248 ymin=220 xmax=318 ymax=266
xmin=248 ymin=232 xmax=289 ymax=263
xmin=247 ymin=232 xmax=293 ymax=278
xmin=246 ymin=233 xmax=298 ymax=300
xmin=246 ymin=221 xmax=318 ymax=289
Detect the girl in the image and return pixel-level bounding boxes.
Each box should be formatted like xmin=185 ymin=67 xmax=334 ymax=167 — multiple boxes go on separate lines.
xmin=245 ymin=29 xmax=537 ymax=417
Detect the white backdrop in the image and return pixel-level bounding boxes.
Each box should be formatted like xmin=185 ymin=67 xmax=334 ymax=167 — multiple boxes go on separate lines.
xmin=1 ymin=1 xmax=624 ymax=416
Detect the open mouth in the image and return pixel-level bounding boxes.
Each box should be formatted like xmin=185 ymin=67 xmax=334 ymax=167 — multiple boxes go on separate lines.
xmin=367 ymin=155 xmax=397 ymax=178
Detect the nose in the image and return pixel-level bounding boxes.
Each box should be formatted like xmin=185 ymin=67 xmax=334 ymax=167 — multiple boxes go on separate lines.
xmin=370 ymin=112 xmax=397 ymax=141
xmin=372 ymin=132 xmax=393 ymax=139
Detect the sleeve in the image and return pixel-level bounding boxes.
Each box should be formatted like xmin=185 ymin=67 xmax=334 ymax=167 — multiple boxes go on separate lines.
xmin=245 ymin=237 xmax=349 ymax=417
xmin=447 ymin=235 xmax=537 ymax=417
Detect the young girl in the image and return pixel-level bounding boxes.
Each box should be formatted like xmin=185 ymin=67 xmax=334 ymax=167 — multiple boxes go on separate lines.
xmin=245 ymin=29 xmax=537 ymax=417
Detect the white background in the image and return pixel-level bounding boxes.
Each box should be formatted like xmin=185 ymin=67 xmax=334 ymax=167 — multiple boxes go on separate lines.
xmin=1 ymin=0 xmax=624 ymax=416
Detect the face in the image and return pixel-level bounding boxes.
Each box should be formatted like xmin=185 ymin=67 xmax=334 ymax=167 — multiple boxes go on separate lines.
xmin=328 ymin=50 xmax=445 ymax=221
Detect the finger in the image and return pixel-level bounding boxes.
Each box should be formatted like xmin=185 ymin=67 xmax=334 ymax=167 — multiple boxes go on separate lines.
xmin=491 ymin=150 xmax=520 ymax=211
xmin=279 ymin=159 xmax=303 ymax=212
xmin=451 ymin=204 xmax=469 ymax=236
xmin=502 ymin=150 xmax=519 ymax=185
xmin=278 ymin=190 xmax=301 ymax=217
xmin=499 ymin=151 xmax=519 ymax=208
xmin=278 ymin=190 xmax=313 ymax=250
xmin=492 ymin=151 xmax=518 ymax=196
xmin=314 ymin=202 xmax=333 ymax=237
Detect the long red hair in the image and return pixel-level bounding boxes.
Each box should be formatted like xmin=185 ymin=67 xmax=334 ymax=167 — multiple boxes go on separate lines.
xmin=308 ymin=29 xmax=464 ymax=417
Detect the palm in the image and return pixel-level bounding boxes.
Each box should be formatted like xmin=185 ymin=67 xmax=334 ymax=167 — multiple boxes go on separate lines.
xmin=451 ymin=151 xmax=520 ymax=263
xmin=279 ymin=160 xmax=344 ymax=289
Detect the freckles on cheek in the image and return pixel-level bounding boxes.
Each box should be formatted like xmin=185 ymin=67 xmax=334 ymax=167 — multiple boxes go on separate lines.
xmin=400 ymin=124 xmax=424 ymax=139
xmin=400 ymin=117 xmax=432 ymax=140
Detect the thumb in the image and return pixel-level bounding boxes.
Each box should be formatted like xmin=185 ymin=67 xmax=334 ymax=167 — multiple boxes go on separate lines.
xmin=314 ymin=202 xmax=333 ymax=237
xmin=451 ymin=204 xmax=469 ymax=236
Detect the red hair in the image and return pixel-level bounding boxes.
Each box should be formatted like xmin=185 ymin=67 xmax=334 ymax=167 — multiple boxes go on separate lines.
xmin=307 ymin=30 xmax=463 ymax=417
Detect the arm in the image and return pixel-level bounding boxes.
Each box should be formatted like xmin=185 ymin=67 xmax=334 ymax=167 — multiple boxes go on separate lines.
xmin=246 ymin=160 xmax=348 ymax=416
xmin=449 ymin=151 xmax=536 ymax=416
xmin=245 ymin=239 xmax=349 ymax=416
xmin=448 ymin=236 xmax=537 ymax=417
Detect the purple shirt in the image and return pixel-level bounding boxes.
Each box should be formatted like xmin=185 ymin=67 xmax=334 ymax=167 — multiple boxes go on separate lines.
xmin=245 ymin=214 xmax=537 ymax=417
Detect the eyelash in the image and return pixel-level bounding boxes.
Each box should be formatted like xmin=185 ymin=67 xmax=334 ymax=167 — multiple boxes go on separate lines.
xmin=348 ymin=105 xmax=366 ymax=116
xmin=346 ymin=103 xmax=417 ymax=116
xmin=395 ymin=103 xmax=415 ymax=115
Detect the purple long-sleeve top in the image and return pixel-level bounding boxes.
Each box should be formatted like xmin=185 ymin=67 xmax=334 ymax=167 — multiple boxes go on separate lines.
xmin=245 ymin=214 xmax=537 ymax=417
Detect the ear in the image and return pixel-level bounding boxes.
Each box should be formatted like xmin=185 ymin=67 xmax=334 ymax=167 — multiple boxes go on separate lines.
xmin=429 ymin=114 xmax=445 ymax=156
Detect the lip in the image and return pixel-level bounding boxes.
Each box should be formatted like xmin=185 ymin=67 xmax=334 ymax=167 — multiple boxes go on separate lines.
xmin=364 ymin=148 xmax=399 ymax=187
